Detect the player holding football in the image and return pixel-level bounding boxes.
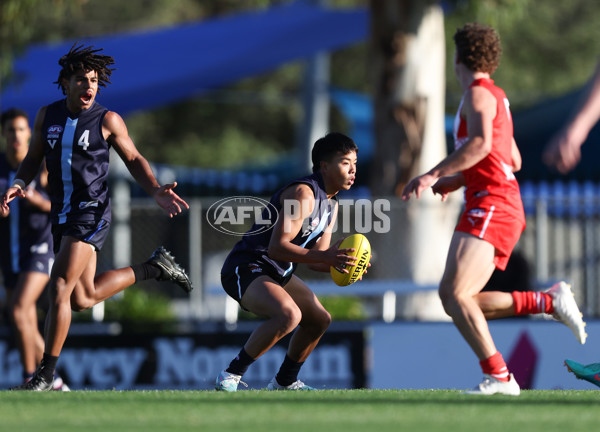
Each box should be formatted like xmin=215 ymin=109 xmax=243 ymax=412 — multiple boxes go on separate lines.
xmin=402 ymin=23 xmax=586 ymax=395
xmin=216 ymin=132 xmax=358 ymax=391
xmin=1 ymin=44 xmax=192 ymax=391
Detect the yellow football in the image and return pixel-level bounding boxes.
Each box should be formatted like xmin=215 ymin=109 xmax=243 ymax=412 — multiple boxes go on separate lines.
xmin=330 ymin=234 xmax=371 ymax=286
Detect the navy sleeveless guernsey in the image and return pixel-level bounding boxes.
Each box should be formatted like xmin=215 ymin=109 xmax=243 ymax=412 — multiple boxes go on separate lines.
xmin=222 ymin=172 xmax=337 ymax=278
xmin=0 ymin=154 xmax=53 ymax=275
xmin=42 ymin=99 xmax=111 ymax=225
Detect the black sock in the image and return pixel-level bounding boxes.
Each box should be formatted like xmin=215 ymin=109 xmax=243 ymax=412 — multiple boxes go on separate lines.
xmin=226 ymin=348 xmax=255 ymax=376
xmin=275 ymin=354 xmax=304 ymax=387
xmin=39 ymin=353 xmax=59 ymax=381
xmin=131 ymin=262 xmax=162 ymax=282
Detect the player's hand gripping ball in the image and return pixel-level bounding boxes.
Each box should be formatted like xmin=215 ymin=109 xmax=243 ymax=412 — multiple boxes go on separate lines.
xmin=330 ymin=234 xmax=371 ymax=286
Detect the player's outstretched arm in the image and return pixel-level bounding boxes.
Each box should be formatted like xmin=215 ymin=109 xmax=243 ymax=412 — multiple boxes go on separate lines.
xmin=104 ymin=111 xmax=189 ymax=217
xmin=543 ymin=59 xmax=600 ymax=173
xmin=431 ymin=173 xmax=465 ymax=202
xmin=152 ymin=182 xmax=189 ymax=218
xmin=403 ymin=86 xmax=494 ymax=201
xmin=1 ymin=186 xmax=25 ymax=216
xmin=401 ymin=172 xmax=437 ymax=201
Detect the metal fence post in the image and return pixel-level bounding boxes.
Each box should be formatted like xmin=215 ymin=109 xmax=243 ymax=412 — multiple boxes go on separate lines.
xmin=189 ymin=199 xmax=203 ymax=319
xmin=535 ymin=199 xmax=549 ymax=283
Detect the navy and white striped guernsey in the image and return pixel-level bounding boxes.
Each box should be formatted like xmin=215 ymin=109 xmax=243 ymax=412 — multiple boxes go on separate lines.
xmin=0 ymin=154 xmax=52 ymax=274
xmin=42 ymin=99 xmax=111 ymax=225
xmin=222 ymin=172 xmax=337 ymax=278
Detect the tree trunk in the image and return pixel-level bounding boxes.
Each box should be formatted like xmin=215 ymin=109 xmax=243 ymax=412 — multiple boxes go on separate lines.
xmin=368 ymin=0 xmax=460 ymax=284
xmin=369 ymin=0 xmax=443 ymax=196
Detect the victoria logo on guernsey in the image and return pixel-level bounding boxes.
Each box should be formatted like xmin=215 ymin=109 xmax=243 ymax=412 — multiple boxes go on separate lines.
xmin=47 ymin=125 xmax=63 ymax=137
xmin=206 ymin=196 xmax=278 ymax=236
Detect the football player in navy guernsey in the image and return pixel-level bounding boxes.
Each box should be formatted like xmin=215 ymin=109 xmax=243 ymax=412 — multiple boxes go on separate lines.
xmin=1 ymin=44 xmax=192 ymax=391
xmin=0 ymin=108 xmax=69 ymax=391
xmin=216 ymin=132 xmax=359 ymax=391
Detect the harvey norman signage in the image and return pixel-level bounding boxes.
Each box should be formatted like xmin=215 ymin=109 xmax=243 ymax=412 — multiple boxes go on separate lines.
xmin=0 ymin=329 xmax=365 ymax=390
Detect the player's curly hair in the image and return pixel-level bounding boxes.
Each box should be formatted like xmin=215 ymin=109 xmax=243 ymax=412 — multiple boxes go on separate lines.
xmin=55 ymin=43 xmax=115 ymax=95
xmin=454 ymin=23 xmax=502 ymax=75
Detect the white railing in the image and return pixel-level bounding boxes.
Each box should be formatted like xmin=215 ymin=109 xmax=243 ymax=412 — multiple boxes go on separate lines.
xmin=97 ymin=181 xmax=600 ymax=322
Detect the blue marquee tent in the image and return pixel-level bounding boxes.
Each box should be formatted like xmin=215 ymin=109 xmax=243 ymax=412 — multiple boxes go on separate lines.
xmin=4 ymin=1 xmax=595 ymax=190
xmin=1 ymin=1 xmax=368 ymax=122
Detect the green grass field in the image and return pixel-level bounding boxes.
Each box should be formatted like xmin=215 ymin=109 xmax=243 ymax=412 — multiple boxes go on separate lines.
xmin=1 ymin=389 xmax=598 ymax=432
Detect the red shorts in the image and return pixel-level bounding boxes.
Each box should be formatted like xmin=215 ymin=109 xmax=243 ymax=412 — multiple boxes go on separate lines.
xmin=455 ymin=197 xmax=525 ymax=270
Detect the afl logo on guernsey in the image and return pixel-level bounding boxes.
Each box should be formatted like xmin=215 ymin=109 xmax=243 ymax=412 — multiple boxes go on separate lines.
xmin=47 ymin=125 xmax=63 ymax=149
xmin=47 ymin=125 xmax=63 ymax=138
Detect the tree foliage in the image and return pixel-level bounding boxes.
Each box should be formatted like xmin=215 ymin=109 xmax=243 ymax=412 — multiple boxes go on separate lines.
xmin=2 ymin=0 xmax=600 ymax=170
xmin=444 ymin=0 xmax=600 ymax=109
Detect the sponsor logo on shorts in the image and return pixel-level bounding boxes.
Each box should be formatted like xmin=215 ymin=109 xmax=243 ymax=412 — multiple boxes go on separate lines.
xmin=79 ymin=201 xmax=99 ymax=209
xmin=248 ymin=264 xmax=262 ymax=273
xmin=467 ymin=208 xmax=487 ymax=226
xmin=467 ymin=208 xmax=486 ymax=218
xmin=30 ymin=242 xmax=49 ymax=254
xmin=79 ymin=201 xmax=98 ymax=210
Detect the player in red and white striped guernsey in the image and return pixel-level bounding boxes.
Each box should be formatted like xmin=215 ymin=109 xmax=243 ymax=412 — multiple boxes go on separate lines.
xmin=402 ymin=23 xmax=586 ymax=395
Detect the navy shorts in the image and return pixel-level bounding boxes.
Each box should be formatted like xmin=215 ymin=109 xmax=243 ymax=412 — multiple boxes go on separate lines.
xmin=0 ymin=243 xmax=53 ymax=289
xmin=52 ymin=219 xmax=110 ymax=254
xmin=221 ymin=262 xmax=293 ymax=304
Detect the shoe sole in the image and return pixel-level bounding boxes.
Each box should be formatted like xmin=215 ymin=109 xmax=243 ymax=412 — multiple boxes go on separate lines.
xmin=551 ymin=283 xmax=587 ymax=344
xmin=565 ymin=360 xmax=600 ymax=388
xmin=153 ymin=248 xmax=193 ymax=292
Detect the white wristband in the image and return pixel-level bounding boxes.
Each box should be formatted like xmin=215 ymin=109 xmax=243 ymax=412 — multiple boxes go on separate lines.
xmin=11 ymin=179 xmax=26 ymax=190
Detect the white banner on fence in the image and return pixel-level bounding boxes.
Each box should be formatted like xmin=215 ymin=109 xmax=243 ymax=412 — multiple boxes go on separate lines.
xmin=370 ymin=319 xmax=600 ymax=390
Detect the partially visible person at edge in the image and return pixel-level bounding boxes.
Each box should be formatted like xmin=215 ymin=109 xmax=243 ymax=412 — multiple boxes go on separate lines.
xmin=216 ymin=132 xmax=362 ymax=391
xmin=0 ymin=108 xmax=68 ymax=390
xmin=0 ymin=44 xmax=192 ymax=391
xmin=401 ymin=23 xmax=587 ymax=396
xmin=543 ymin=58 xmax=600 ymax=389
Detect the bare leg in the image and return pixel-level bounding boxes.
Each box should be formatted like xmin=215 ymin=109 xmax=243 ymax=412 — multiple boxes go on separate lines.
xmin=475 ymin=291 xmax=515 ymax=319
xmin=49 ymin=237 xmax=151 ymax=355
xmin=71 ymin=263 xmax=136 ymax=311
xmin=283 ymin=275 xmax=331 ymax=362
xmin=9 ymin=272 xmax=48 ymax=375
xmin=45 ymin=238 xmax=95 ymax=357
xmin=240 ymin=276 xmax=302 ymax=359
xmin=438 ymin=232 xmax=498 ymax=360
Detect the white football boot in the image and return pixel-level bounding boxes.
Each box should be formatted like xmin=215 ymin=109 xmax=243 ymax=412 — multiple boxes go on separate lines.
xmin=545 ymin=281 xmax=587 ymax=344
xmin=463 ymin=373 xmax=520 ymax=396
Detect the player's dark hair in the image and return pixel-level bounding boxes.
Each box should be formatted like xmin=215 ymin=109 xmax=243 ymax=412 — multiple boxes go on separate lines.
xmin=311 ymin=132 xmax=358 ymax=173
xmin=55 ymin=43 xmax=115 ymax=95
xmin=454 ymin=23 xmax=502 ymax=75
xmin=1 ymin=107 xmax=29 ymax=130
